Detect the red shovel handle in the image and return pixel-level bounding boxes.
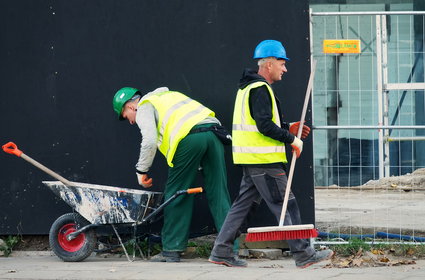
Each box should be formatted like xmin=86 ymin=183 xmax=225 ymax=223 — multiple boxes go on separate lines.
xmin=2 ymin=142 xmax=23 ymax=157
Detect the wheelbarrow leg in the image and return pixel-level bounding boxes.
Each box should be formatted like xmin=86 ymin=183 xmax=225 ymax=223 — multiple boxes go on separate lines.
xmin=132 ymin=225 xmax=146 ymax=260
xmin=111 ymin=224 xmax=132 ymax=262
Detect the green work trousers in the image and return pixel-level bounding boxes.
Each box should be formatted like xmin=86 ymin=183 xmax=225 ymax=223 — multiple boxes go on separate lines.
xmin=161 ymin=125 xmax=231 ymax=252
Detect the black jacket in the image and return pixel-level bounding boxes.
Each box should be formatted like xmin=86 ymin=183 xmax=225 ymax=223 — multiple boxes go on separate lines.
xmin=236 ymin=68 xmax=294 ymax=169
xmin=238 ymin=68 xmax=295 ymax=144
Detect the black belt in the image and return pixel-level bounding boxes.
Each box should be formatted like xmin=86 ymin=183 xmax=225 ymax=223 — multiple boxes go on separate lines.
xmin=189 ymin=124 xmax=232 ymax=145
xmin=189 ymin=125 xmax=216 ymax=134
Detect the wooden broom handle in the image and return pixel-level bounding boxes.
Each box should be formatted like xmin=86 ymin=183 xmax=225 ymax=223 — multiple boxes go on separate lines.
xmin=278 ymin=60 xmax=317 ymax=227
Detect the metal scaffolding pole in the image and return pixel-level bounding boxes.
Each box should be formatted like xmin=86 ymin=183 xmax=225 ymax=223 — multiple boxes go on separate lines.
xmin=376 ymin=15 xmax=385 ymax=179
xmin=382 ymin=15 xmax=390 ymax=177
xmin=386 ymin=136 xmax=425 ymax=142
xmin=313 ymin=125 xmax=425 ymax=129
xmin=311 ymin=11 xmax=425 ymax=16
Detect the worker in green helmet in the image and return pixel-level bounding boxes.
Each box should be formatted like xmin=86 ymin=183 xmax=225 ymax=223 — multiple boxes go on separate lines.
xmin=112 ymin=86 xmax=232 ymax=262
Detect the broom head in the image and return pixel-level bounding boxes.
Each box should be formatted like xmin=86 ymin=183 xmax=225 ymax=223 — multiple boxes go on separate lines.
xmin=245 ymin=224 xmax=318 ymax=242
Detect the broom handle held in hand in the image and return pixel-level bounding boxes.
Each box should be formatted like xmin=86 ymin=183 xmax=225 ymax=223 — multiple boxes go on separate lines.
xmin=279 ymin=60 xmax=317 ymax=227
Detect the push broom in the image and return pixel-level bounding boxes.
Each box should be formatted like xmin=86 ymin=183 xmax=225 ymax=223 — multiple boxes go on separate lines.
xmin=245 ymin=60 xmax=319 ymax=242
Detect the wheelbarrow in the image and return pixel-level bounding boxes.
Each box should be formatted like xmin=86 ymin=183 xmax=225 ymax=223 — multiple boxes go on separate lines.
xmin=2 ymin=142 xmax=203 ymax=262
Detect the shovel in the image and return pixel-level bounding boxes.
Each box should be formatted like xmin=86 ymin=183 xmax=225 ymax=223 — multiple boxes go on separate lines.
xmin=2 ymin=142 xmax=72 ymax=186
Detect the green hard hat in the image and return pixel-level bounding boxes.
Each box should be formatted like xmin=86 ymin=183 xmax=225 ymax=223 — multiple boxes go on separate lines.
xmin=112 ymin=87 xmax=140 ymax=120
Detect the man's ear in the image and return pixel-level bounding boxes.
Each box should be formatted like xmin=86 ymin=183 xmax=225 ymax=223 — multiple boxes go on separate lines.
xmin=128 ymin=101 xmax=137 ymax=111
xmin=266 ymin=60 xmax=273 ymax=71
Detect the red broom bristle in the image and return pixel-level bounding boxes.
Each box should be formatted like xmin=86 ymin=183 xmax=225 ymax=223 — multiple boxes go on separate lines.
xmin=245 ymin=229 xmax=318 ymax=242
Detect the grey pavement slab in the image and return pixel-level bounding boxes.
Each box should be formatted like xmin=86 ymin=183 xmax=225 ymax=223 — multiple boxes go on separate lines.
xmin=1 ymin=254 xmax=425 ymax=280
xmin=315 ymin=188 xmax=425 ymax=234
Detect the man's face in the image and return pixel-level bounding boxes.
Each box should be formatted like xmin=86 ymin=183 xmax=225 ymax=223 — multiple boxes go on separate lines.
xmin=121 ymin=102 xmax=137 ymax=125
xmin=269 ymin=59 xmax=287 ymax=82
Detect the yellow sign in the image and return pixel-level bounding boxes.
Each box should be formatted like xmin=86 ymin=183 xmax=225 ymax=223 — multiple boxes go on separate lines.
xmin=323 ymin=39 xmax=361 ymax=54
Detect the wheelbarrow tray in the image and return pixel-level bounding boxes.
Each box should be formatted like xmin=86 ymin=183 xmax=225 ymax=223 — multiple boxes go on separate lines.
xmin=42 ymin=181 xmax=162 ymax=225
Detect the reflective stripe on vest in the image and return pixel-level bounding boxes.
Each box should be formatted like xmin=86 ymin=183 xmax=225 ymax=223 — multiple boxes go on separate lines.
xmin=232 ymin=81 xmax=287 ymax=164
xmin=139 ymin=91 xmax=215 ymax=167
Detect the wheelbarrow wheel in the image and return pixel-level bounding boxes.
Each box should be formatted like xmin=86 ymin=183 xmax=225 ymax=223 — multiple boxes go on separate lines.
xmin=49 ymin=212 xmax=97 ymax=262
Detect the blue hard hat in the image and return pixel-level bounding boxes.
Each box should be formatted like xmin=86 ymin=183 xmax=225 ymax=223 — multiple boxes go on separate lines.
xmin=253 ymin=39 xmax=290 ymax=60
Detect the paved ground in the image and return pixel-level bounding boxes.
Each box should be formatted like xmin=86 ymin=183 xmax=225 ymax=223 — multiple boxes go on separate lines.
xmin=1 ymin=252 xmax=424 ymax=280
xmin=315 ymin=188 xmax=425 ymax=235
xmin=3 ymin=175 xmax=425 ymax=279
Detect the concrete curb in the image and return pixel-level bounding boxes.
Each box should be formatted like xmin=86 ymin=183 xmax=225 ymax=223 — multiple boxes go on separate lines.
xmin=10 ymin=251 xmax=55 ymax=257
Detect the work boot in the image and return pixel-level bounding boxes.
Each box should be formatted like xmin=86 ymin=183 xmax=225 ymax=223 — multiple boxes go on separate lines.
xmin=295 ymin=249 xmax=334 ymax=268
xmin=208 ymin=255 xmax=247 ymax=267
xmin=150 ymin=251 xmax=181 ymax=262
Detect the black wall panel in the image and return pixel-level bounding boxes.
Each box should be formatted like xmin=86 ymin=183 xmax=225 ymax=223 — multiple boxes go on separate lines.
xmin=0 ymin=0 xmax=312 ymax=235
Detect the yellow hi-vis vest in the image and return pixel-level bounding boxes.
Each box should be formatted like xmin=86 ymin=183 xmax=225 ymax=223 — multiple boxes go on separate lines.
xmin=139 ymin=91 xmax=215 ymax=167
xmin=232 ymin=81 xmax=287 ymax=164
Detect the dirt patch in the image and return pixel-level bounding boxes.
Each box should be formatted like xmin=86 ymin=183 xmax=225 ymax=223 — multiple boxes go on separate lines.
xmin=318 ymin=168 xmax=425 ymax=190
xmin=363 ymin=168 xmax=425 ymax=189
xmin=12 ymin=235 xmax=50 ymax=251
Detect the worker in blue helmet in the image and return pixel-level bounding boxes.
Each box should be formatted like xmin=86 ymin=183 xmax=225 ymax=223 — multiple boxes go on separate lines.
xmin=253 ymin=39 xmax=291 ymax=60
xmin=208 ymin=40 xmax=334 ymax=268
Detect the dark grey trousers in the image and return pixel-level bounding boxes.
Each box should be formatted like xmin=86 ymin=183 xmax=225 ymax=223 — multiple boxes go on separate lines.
xmin=210 ymin=166 xmax=315 ymax=262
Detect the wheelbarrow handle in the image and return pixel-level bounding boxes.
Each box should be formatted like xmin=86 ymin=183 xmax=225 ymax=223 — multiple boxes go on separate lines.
xmin=2 ymin=142 xmax=23 ymax=157
xmin=187 ymin=187 xmax=203 ymax=194
xmin=136 ymin=187 xmax=204 ymax=226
